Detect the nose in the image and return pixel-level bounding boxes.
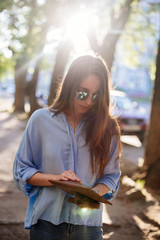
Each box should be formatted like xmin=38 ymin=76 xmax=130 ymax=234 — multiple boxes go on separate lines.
xmin=86 ymin=95 xmax=93 ymax=106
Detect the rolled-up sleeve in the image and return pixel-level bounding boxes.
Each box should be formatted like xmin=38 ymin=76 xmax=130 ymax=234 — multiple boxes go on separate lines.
xmin=96 ymin=135 xmax=121 ymax=200
xmin=13 ymin=111 xmax=41 ymax=197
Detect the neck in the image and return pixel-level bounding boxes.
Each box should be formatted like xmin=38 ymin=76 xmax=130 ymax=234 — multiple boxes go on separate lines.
xmin=65 ymin=109 xmax=83 ymax=131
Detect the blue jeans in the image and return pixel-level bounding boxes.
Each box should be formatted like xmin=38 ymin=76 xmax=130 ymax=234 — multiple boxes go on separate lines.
xmin=30 ymin=219 xmax=103 ymax=240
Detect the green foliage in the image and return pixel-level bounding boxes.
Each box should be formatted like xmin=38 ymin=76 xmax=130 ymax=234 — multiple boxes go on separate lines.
xmin=149 ymin=60 xmax=157 ymax=81
xmin=1 ymin=0 xmax=72 ymax=69
xmin=0 ymin=54 xmax=14 ymax=79
xmin=116 ymin=0 xmax=159 ymax=80
xmin=8 ymin=1 xmax=47 ymax=60
xmin=0 ymin=0 xmax=13 ymax=12
xmin=40 ymin=55 xmax=54 ymax=70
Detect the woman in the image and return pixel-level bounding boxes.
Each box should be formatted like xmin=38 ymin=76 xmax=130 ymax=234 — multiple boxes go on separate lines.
xmin=13 ymin=55 xmax=121 ymax=240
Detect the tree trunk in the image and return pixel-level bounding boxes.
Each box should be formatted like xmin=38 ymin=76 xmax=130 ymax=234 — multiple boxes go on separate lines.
xmin=99 ymin=33 xmax=120 ymax=69
xmin=88 ymin=0 xmax=134 ymax=69
xmin=14 ymin=63 xmax=28 ymax=112
xmin=144 ymin=40 xmax=160 ymax=189
xmin=48 ymin=39 xmax=72 ymax=105
xmin=26 ymin=57 xmax=42 ymax=116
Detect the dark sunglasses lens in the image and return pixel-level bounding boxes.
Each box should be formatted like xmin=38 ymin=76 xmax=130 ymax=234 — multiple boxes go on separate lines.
xmin=92 ymin=94 xmax=98 ymax=102
xmin=77 ymin=91 xmax=88 ymax=101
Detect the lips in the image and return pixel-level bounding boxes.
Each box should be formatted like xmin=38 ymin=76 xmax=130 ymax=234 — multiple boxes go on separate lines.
xmin=79 ymin=105 xmax=89 ymax=111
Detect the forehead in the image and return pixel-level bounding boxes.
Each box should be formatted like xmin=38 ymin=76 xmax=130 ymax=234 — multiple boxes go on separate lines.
xmin=79 ymin=74 xmax=101 ymax=93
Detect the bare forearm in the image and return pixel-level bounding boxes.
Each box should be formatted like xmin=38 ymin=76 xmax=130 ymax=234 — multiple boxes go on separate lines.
xmin=92 ymin=183 xmax=110 ymax=196
xmin=27 ymin=172 xmax=61 ymax=186
xmin=27 ymin=170 xmax=82 ymax=187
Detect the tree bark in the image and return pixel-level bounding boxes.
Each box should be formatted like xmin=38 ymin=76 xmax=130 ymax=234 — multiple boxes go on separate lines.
xmin=48 ymin=39 xmax=72 ymax=105
xmin=26 ymin=23 xmax=49 ymax=116
xmin=88 ymin=0 xmax=134 ymax=69
xmin=13 ymin=1 xmax=48 ymax=113
xmin=144 ymin=40 xmax=160 ymax=189
xmin=14 ymin=62 xmax=28 ymax=112
xmin=26 ymin=57 xmax=42 ymax=116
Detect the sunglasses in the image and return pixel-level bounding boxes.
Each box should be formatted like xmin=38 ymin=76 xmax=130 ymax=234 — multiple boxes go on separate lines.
xmin=76 ymin=91 xmax=99 ymax=103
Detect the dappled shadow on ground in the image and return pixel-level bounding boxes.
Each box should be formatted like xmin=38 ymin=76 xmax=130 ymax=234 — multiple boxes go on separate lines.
xmin=0 ymin=112 xmax=29 ymax=239
xmin=0 ymin=112 xmax=27 ymax=181
xmin=103 ymin=221 xmax=144 ymax=240
xmin=102 ymin=177 xmax=160 ymax=240
xmin=0 ymin=224 xmax=29 ymax=240
xmin=0 ymin=180 xmax=29 ymax=240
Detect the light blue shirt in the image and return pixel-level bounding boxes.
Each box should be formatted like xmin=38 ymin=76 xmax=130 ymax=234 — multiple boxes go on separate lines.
xmin=13 ymin=108 xmax=121 ymax=229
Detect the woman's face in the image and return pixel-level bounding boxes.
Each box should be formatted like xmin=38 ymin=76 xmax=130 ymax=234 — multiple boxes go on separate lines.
xmin=73 ymin=74 xmax=101 ymax=117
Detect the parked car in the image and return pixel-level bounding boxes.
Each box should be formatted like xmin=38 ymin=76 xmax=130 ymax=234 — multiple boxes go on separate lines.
xmin=110 ymin=90 xmax=149 ymax=142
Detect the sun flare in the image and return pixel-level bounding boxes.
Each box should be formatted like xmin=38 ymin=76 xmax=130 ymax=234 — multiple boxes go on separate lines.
xmin=65 ymin=11 xmax=97 ymax=52
xmin=44 ymin=10 xmax=98 ymax=55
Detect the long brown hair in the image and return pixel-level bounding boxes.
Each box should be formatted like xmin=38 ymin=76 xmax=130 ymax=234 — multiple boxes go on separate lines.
xmin=50 ymin=55 xmax=121 ymax=178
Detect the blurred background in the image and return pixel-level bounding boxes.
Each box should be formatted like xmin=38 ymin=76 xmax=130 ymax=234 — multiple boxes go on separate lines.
xmin=0 ymin=0 xmax=159 ymax=114
xmin=0 ymin=0 xmax=160 ymax=239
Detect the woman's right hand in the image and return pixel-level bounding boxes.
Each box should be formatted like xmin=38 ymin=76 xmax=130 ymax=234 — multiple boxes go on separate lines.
xmin=27 ymin=170 xmax=83 ymax=187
